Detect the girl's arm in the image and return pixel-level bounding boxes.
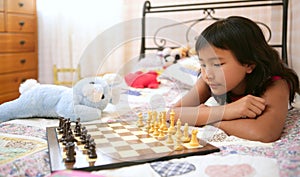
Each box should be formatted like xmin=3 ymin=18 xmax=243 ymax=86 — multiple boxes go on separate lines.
xmin=171 ymin=77 xmax=267 ymax=126
xmin=173 ymin=77 xmax=211 ymax=107
xmin=171 ymin=96 xmax=265 ymax=126
xmin=170 ymin=77 xmax=215 ymax=125
xmin=214 ymin=79 xmax=290 ymax=142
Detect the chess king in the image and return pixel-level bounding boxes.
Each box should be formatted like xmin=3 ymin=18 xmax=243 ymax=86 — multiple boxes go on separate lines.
xmin=0 ymin=74 xmax=122 ymax=122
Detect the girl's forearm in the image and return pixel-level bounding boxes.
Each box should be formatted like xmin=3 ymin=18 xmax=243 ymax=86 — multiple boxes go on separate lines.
xmin=172 ymin=105 xmax=226 ymax=126
xmin=213 ymin=119 xmax=281 ymax=142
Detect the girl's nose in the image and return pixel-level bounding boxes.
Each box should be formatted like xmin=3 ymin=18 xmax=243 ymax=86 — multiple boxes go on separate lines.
xmin=203 ymin=67 xmax=215 ymax=80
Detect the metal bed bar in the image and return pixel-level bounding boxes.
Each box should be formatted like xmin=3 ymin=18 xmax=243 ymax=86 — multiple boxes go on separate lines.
xmin=140 ymin=0 xmax=289 ymax=65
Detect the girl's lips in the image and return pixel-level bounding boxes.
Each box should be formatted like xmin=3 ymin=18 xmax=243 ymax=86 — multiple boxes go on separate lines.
xmin=208 ymin=83 xmax=220 ymax=89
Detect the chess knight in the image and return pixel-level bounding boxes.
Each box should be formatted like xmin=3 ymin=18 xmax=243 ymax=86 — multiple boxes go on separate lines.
xmin=0 ymin=74 xmax=122 ymax=122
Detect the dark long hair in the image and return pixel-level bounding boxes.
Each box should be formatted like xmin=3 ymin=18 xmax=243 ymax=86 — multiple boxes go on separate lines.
xmin=196 ymin=16 xmax=299 ymax=104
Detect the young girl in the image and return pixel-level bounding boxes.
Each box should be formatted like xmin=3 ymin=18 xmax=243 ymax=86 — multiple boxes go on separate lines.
xmin=171 ymin=16 xmax=299 ymax=142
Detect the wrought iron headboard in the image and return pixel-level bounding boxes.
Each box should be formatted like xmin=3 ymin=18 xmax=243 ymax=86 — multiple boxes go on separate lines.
xmin=139 ymin=0 xmax=289 ymax=65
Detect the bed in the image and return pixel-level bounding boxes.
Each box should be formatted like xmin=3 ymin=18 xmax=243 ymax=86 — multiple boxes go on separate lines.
xmin=1 ymin=0 xmax=299 ymax=177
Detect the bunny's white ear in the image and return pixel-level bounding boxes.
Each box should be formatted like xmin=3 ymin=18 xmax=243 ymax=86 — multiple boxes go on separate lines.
xmin=19 ymin=79 xmax=40 ymax=94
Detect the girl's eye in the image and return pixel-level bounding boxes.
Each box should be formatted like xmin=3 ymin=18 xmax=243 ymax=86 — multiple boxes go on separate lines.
xmin=214 ymin=63 xmax=224 ymax=67
xmin=200 ymin=63 xmax=206 ymax=67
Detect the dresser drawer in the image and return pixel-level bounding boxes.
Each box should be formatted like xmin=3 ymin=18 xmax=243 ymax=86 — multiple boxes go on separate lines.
xmin=0 ymin=33 xmax=35 ymax=52
xmin=6 ymin=0 xmax=35 ymax=14
xmin=7 ymin=14 xmax=36 ymax=32
xmin=0 ymin=53 xmax=37 ymax=74
xmin=0 ymin=70 xmax=37 ymax=94
xmin=0 ymin=92 xmax=20 ymax=104
xmin=0 ymin=13 xmax=4 ymax=31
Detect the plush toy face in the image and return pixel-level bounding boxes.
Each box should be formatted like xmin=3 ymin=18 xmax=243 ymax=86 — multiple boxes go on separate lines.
xmin=82 ymin=83 xmax=104 ymax=103
xmin=73 ymin=77 xmax=111 ymax=110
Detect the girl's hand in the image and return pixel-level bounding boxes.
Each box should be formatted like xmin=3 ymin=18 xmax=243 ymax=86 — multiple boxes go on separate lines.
xmin=224 ymin=95 xmax=266 ymax=120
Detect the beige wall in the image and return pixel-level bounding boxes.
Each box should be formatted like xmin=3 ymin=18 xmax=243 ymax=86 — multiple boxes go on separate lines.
xmin=290 ymin=0 xmax=300 ymax=77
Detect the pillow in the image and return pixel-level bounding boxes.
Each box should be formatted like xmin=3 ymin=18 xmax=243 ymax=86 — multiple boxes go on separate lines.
xmin=159 ymin=56 xmax=200 ymax=89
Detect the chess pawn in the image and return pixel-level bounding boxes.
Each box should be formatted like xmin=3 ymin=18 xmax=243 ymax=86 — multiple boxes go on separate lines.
xmin=80 ymin=126 xmax=86 ymax=136
xmin=175 ymin=119 xmax=182 ymax=138
xmin=157 ymin=129 xmax=166 ymax=140
xmin=152 ymin=111 xmax=158 ymax=122
xmin=166 ymin=130 xmax=174 ymax=144
xmin=158 ymin=112 xmax=163 ymax=127
xmin=159 ymin=111 xmax=168 ymax=132
xmin=74 ymin=119 xmax=81 ymax=135
xmin=75 ymin=125 xmax=82 ymax=137
xmin=189 ymin=129 xmax=200 ymax=147
xmin=88 ymin=140 xmax=97 ymax=159
xmin=80 ymin=127 xmax=87 ymax=143
xmin=145 ymin=111 xmax=152 ymax=126
xmin=137 ymin=112 xmax=144 ymax=127
xmin=174 ymin=133 xmax=184 ymax=151
xmin=149 ymin=123 xmax=154 ymax=134
xmin=145 ymin=119 xmax=151 ymax=134
xmin=147 ymin=110 xmax=153 ymax=121
xmin=153 ymin=122 xmax=160 ymax=137
xmin=149 ymin=112 xmax=156 ymax=133
xmin=182 ymin=123 xmax=191 ymax=143
xmin=84 ymin=134 xmax=92 ymax=149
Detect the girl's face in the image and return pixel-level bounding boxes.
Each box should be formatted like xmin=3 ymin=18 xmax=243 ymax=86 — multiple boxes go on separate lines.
xmin=198 ymin=46 xmax=254 ymax=95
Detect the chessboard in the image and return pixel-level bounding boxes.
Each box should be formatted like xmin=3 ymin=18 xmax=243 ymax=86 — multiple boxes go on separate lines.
xmin=47 ymin=111 xmax=220 ymax=172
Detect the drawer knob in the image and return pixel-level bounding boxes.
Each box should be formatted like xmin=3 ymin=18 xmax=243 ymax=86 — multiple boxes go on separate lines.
xmin=19 ymin=21 xmax=25 ymax=27
xmin=18 ymin=2 xmax=24 ymax=7
xmin=19 ymin=40 xmax=26 ymax=45
xmin=21 ymin=78 xmax=27 ymax=83
xmin=20 ymin=59 xmax=27 ymax=64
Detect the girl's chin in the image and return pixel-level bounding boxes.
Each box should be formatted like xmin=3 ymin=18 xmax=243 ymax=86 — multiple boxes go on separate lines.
xmin=210 ymin=90 xmax=226 ymax=96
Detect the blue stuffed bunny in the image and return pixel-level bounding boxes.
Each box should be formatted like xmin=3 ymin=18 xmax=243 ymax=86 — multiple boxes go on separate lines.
xmin=0 ymin=76 xmax=118 ymax=122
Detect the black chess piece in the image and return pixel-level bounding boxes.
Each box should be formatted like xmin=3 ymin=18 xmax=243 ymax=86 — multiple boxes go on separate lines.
xmin=63 ymin=129 xmax=78 ymax=145
xmin=75 ymin=126 xmax=81 ymax=137
xmin=58 ymin=118 xmax=66 ymax=134
xmin=57 ymin=117 xmax=64 ymax=131
xmin=65 ymin=142 xmax=76 ymax=163
xmin=66 ymin=119 xmax=71 ymax=131
xmin=84 ymin=134 xmax=91 ymax=149
xmin=88 ymin=141 xmax=97 ymax=159
xmin=80 ymin=127 xmax=88 ymax=144
xmin=74 ymin=122 xmax=82 ymax=137
xmin=59 ymin=120 xmax=68 ymax=142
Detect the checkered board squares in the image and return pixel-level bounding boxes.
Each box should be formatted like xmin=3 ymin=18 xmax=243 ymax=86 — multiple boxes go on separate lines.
xmin=85 ymin=122 xmax=175 ymax=159
xmin=47 ymin=121 xmax=220 ymax=172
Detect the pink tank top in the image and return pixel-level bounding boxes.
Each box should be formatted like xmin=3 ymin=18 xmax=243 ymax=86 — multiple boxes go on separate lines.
xmin=230 ymin=76 xmax=282 ymax=102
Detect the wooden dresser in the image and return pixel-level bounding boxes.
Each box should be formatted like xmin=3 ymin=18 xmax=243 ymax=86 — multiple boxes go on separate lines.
xmin=0 ymin=0 xmax=38 ymax=104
